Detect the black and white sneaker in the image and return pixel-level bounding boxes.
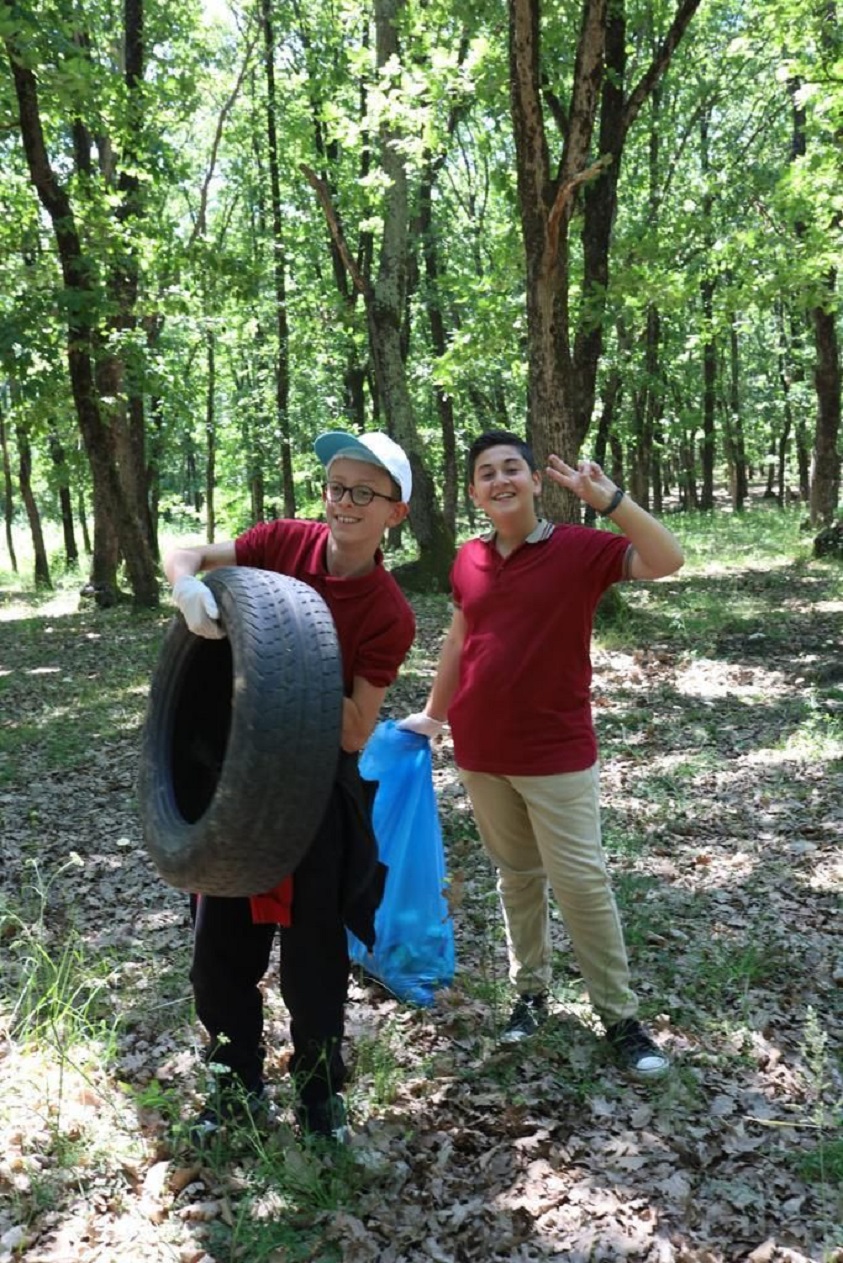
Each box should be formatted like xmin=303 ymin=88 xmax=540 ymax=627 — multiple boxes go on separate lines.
xmin=605 ymin=1018 xmax=670 ymax=1079
xmin=295 ymin=1093 xmax=351 ymax=1145
xmin=500 ymin=993 xmax=548 ymax=1044
xmin=188 ymin=1087 xmax=272 ymax=1149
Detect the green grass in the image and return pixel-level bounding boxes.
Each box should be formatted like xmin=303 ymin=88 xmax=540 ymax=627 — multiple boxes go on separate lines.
xmin=167 ymin=1101 xmax=365 ymax=1263
xmin=0 ymin=600 xmax=164 ymax=786
xmin=670 ymin=498 xmax=819 ymax=567
xmin=596 ymin=500 xmax=839 ymax=656
xmin=795 ymin=1136 xmax=843 ymax=1186
xmin=352 ymin=1024 xmax=405 ymax=1106
xmin=2 ymin=858 xmax=118 ymax=1048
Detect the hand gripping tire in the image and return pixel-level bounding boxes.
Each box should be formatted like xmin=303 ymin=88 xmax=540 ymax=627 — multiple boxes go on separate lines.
xmin=139 ymin=567 xmax=343 ymax=896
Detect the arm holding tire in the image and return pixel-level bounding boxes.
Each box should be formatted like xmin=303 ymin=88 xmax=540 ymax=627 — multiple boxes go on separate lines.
xmin=164 ymin=542 xmax=238 ymax=638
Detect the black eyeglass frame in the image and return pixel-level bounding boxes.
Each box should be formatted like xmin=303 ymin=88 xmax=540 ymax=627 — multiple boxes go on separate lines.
xmin=324 ymin=480 xmax=399 ymax=507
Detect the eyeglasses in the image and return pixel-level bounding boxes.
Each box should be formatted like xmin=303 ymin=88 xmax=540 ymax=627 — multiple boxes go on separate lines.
xmin=325 ymin=480 xmax=398 ymax=507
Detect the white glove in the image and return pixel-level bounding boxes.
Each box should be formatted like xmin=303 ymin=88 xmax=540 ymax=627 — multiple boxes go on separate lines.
xmin=398 ymin=710 xmax=446 ymax=739
xmin=172 ymin=575 xmax=226 ymax=639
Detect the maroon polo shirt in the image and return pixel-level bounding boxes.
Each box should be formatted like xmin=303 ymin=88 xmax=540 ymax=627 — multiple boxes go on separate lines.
xmin=448 ymin=521 xmax=629 ymax=776
xmin=234 ymin=519 xmax=415 ymax=692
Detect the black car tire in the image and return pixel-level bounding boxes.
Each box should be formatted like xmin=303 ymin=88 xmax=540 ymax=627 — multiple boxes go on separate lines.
xmin=139 ymin=566 xmax=343 ymax=896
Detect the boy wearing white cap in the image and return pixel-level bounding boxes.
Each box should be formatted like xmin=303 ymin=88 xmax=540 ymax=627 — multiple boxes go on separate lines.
xmin=164 ymin=430 xmax=415 ymax=1144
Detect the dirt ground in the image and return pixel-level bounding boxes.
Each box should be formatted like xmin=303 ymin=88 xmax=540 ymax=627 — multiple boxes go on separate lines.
xmin=0 ymin=553 xmax=841 ymax=1262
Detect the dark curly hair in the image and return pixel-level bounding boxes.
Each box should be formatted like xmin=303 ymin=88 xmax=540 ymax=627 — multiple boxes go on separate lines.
xmin=467 ymin=430 xmax=537 ymax=481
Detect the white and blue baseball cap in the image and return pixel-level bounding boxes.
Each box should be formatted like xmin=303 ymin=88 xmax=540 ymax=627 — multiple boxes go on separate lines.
xmin=314 ymin=430 xmax=412 ymax=503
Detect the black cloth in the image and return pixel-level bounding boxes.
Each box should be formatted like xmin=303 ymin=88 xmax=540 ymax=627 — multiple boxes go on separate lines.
xmin=190 ymin=753 xmax=384 ymax=1106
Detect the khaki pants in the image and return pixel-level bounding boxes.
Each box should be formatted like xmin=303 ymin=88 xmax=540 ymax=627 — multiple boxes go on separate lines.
xmin=459 ymin=763 xmax=637 ymax=1027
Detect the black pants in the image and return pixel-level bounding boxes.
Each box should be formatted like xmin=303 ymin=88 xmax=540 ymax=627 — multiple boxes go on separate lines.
xmin=190 ymin=785 xmax=350 ymax=1107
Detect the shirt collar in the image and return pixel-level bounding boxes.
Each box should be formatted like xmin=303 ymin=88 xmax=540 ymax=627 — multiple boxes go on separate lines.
xmin=480 ymin=518 xmax=555 ymax=545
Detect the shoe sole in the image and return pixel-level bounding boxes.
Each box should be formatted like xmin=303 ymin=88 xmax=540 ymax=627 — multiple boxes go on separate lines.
xmin=627 ymin=1061 xmax=671 ymax=1079
xmin=499 ymin=1029 xmax=535 ymax=1044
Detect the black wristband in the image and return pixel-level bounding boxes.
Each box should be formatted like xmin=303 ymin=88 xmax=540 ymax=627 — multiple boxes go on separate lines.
xmin=598 ymin=487 xmax=625 ymax=517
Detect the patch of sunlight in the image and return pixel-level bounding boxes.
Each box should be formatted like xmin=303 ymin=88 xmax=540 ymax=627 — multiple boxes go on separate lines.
xmin=0 ymin=593 xmax=80 ymax=623
xmin=777 ymin=726 xmax=843 ymax=762
xmin=741 ymin=744 xmax=824 ymax=766
xmin=674 ymin=658 xmax=785 ymax=699
xmin=807 ymin=851 xmax=843 ymax=894
xmin=643 ymin=749 xmax=720 ymax=774
xmin=0 ymin=1044 xmax=143 ymax=1166
xmin=683 ymin=556 xmax=801 ymax=577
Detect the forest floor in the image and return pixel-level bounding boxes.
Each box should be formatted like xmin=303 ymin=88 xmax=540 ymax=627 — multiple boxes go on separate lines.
xmin=0 ymin=509 xmax=841 ymax=1263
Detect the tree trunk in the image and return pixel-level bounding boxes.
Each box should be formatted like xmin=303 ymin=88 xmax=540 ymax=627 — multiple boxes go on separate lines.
xmin=364 ymin=0 xmax=454 ymax=587
xmin=146 ymin=392 xmax=164 ymax=556
xmin=260 ymin=0 xmax=295 ymax=518
xmin=810 ymin=286 xmax=842 ymax=525
xmin=48 ymin=434 xmax=79 ymax=566
xmin=77 ymin=488 xmax=92 ymax=556
xmin=643 ymin=94 xmax=663 ymax=514
xmin=700 ymin=276 xmax=716 ymax=510
xmin=509 ymin=0 xmax=702 ymax=522
xmin=674 ymin=387 xmax=698 ymax=509
xmin=630 ymin=305 xmax=661 ymax=510
xmin=0 ymin=404 xmax=18 ymax=573
xmin=586 ymin=365 xmax=623 ymax=525
xmin=15 ymin=425 xmax=51 ymax=589
xmin=419 ymin=160 xmax=458 ymax=535
xmin=293 ymin=4 xmax=372 ymax=433
xmin=796 ymin=423 xmax=811 ymax=503
xmin=300 ymin=3 xmax=455 ymax=587
xmin=510 ymin=0 xmax=606 ymax=522
xmin=3 ymin=15 xmax=159 ymax=608
xmin=95 ymin=0 xmax=156 ymax=590
xmin=775 ymin=328 xmax=794 ymax=508
xmin=724 ymin=314 xmax=748 ymax=511
xmin=205 ymin=331 xmax=217 ymax=544
xmin=698 ymin=109 xmax=716 ymax=511
xmin=788 ymin=75 xmax=841 ymax=525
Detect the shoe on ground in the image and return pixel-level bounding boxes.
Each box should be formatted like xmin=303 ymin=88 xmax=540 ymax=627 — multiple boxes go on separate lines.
xmin=188 ymin=1086 xmax=272 ymax=1149
xmin=295 ymin=1093 xmax=351 ymax=1145
xmin=605 ymin=1017 xmax=670 ymax=1079
xmin=500 ymin=992 xmax=548 ymax=1045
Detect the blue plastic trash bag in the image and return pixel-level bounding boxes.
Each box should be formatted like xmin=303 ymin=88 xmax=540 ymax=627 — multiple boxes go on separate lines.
xmin=348 ymin=720 xmax=455 ymax=1006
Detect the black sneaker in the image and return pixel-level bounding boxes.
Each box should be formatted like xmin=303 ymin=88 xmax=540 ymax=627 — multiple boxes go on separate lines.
xmin=605 ymin=1018 xmax=670 ymax=1079
xmin=295 ymin=1093 xmax=351 ymax=1145
xmin=188 ymin=1087 xmax=272 ymax=1149
xmin=500 ymin=993 xmax=548 ymax=1044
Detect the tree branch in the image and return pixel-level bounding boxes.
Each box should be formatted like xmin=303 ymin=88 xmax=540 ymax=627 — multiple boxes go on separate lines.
xmin=559 ymin=0 xmax=607 ymax=186
xmin=300 ymin=163 xmax=369 ymax=295
xmin=541 ymin=78 xmax=568 ymax=139
xmin=189 ymin=28 xmax=258 ymax=248
xmin=622 ymin=0 xmax=703 ymax=141
xmin=546 ymin=153 xmax=612 ymax=267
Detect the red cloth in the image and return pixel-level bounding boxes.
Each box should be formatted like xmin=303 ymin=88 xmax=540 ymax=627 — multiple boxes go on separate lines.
xmin=448 ymin=525 xmax=628 ymax=776
xmin=249 ymin=876 xmax=294 ymax=926
xmin=234 ymin=519 xmax=415 ymax=692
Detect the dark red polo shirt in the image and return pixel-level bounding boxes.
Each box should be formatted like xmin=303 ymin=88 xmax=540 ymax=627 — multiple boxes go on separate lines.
xmin=448 ymin=523 xmax=628 ymax=775
xmin=235 ymin=519 xmax=415 ymax=692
